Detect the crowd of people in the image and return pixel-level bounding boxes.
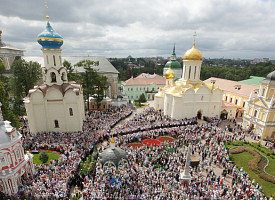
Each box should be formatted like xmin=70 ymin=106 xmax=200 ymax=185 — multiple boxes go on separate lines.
xmin=7 ymin=105 xmax=132 ymax=200
xmin=82 ymin=108 xmax=268 ymax=199
xmin=2 ymin=105 xmax=273 ymax=199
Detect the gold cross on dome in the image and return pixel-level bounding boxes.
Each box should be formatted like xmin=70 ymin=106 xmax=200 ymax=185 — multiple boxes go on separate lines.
xmin=193 ymin=32 xmax=197 ymax=45
xmin=45 ymin=2 xmax=50 ymax=22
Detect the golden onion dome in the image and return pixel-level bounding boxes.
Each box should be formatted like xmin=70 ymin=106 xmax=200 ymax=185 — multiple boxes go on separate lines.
xmin=183 ymin=44 xmax=202 ymax=61
xmin=110 ymin=136 xmax=115 ymax=144
xmin=164 ymin=66 xmax=175 ymax=79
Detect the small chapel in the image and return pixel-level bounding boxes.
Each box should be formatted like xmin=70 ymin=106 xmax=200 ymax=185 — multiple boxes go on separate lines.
xmin=24 ymin=12 xmax=85 ymax=133
xmin=154 ymin=34 xmax=223 ymax=119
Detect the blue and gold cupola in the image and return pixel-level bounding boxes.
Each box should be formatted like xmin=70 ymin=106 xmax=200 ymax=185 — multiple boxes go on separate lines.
xmin=37 ymin=14 xmax=63 ymax=50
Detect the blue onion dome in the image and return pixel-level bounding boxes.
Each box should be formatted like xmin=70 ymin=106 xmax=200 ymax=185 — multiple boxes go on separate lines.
xmin=164 ymin=44 xmax=181 ymax=69
xmin=37 ymin=22 xmax=63 ymax=50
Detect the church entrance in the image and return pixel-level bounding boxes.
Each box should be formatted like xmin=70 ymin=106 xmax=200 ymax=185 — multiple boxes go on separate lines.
xmin=220 ymin=110 xmax=228 ymax=119
xmin=197 ymin=110 xmax=202 ymax=119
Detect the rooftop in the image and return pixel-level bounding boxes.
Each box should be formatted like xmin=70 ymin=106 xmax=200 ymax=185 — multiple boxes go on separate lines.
xmin=204 ymin=77 xmax=259 ymax=98
xmin=239 ymin=76 xmax=265 ymax=86
xmin=123 ymin=73 xmax=166 ymax=86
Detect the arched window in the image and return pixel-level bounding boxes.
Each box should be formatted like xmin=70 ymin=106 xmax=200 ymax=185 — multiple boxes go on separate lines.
xmin=53 ymin=55 xmax=56 ymax=66
xmin=69 ymin=108 xmax=73 ymax=116
xmin=51 ymin=72 xmax=56 ymax=83
xmin=54 ymin=120 xmax=59 ymax=128
xmin=61 ymin=72 xmax=67 ymax=81
xmin=201 ymin=96 xmax=203 ymax=101
xmin=262 ymin=87 xmax=266 ymax=96
xmin=189 ymin=66 xmax=191 ymax=79
xmin=46 ymin=55 xmax=49 ymax=64
xmin=59 ymin=56 xmax=62 ymax=66
xmin=194 ymin=66 xmax=197 ymax=79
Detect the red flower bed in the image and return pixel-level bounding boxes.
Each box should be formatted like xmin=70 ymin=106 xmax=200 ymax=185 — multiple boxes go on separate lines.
xmin=141 ymin=139 xmax=162 ymax=146
xmin=157 ymin=136 xmax=174 ymax=143
xmin=129 ymin=143 xmax=143 ymax=148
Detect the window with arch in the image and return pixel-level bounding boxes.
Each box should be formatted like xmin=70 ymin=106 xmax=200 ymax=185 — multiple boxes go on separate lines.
xmin=53 ymin=55 xmax=56 ymax=66
xmin=47 ymin=55 xmax=49 ymax=64
xmin=189 ymin=66 xmax=191 ymax=79
xmin=194 ymin=66 xmax=197 ymax=79
xmin=54 ymin=120 xmax=59 ymax=128
xmin=254 ymin=110 xmax=258 ymax=117
xmin=51 ymin=72 xmax=57 ymax=83
xmin=262 ymin=87 xmax=266 ymax=96
xmin=201 ymin=96 xmax=203 ymax=101
xmin=235 ymin=99 xmax=238 ymax=105
xmin=225 ymin=96 xmax=228 ymax=101
xmin=59 ymin=56 xmax=62 ymax=66
xmin=61 ymin=72 xmax=67 ymax=81
xmin=69 ymin=108 xmax=73 ymax=116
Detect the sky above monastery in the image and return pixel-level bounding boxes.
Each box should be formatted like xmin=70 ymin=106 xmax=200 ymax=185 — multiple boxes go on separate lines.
xmin=1 ymin=0 xmax=275 ymax=59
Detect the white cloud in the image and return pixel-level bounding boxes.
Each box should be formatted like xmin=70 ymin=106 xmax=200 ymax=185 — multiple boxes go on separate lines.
xmin=1 ymin=0 xmax=275 ymax=59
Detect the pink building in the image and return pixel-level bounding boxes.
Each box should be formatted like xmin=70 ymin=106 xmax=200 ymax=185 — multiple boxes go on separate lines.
xmin=0 ymin=103 xmax=35 ymax=195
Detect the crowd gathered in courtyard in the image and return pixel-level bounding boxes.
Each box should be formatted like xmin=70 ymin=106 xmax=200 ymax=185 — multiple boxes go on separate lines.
xmin=1 ymin=105 xmax=274 ymax=199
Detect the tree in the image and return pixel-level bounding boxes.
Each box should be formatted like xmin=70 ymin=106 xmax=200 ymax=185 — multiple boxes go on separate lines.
xmin=93 ymin=74 xmax=108 ymax=109
xmin=10 ymin=59 xmax=42 ymax=116
xmin=0 ymin=81 xmax=20 ymax=128
xmin=39 ymin=152 xmax=49 ymax=164
xmin=63 ymin=60 xmax=81 ymax=82
xmin=137 ymin=93 xmax=147 ymax=106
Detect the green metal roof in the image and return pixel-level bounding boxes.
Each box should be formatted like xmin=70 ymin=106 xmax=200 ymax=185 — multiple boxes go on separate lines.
xmin=164 ymin=60 xmax=181 ymax=69
xmin=239 ymin=76 xmax=265 ymax=86
xmin=164 ymin=44 xmax=181 ymax=69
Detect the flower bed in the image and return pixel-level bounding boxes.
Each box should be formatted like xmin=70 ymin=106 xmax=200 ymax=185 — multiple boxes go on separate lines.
xmin=141 ymin=139 xmax=162 ymax=146
xmin=157 ymin=136 xmax=174 ymax=143
xmin=129 ymin=143 xmax=143 ymax=148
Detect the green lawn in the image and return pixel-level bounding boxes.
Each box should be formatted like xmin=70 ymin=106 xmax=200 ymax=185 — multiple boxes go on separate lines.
xmin=231 ymin=152 xmax=275 ymax=198
xmin=32 ymin=152 xmax=60 ymax=165
xmin=226 ymin=142 xmax=275 ymax=177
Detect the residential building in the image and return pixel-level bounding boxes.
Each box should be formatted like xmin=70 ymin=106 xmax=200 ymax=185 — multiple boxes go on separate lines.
xmin=122 ymin=73 xmax=165 ymax=102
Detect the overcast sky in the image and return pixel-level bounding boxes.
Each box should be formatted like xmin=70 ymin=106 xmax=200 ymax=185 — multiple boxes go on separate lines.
xmin=1 ymin=0 xmax=275 ymax=59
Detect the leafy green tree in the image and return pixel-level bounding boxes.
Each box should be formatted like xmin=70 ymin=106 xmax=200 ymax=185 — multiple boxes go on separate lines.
xmin=139 ymin=93 xmax=146 ymax=103
xmin=39 ymin=152 xmax=49 ymax=164
xmin=63 ymin=60 xmax=81 ymax=82
xmin=93 ymin=74 xmax=108 ymax=109
xmin=10 ymin=59 xmax=42 ymax=116
xmin=0 ymin=81 xmax=20 ymax=128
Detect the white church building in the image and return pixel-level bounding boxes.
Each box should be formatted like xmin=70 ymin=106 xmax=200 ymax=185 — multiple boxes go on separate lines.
xmin=154 ymin=37 xmax=223 ymax=119
xmin=24 ymin=15 xmax=85 ymax=133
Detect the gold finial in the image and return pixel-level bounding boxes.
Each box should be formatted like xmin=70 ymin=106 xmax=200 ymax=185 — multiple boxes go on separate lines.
xmin=45 ymin=2 xmax=50 ymax=23
xmin=110 ymin=133 xmax=115 ymax=144
xmin=193 ymin=32 xmax=197 ymax=47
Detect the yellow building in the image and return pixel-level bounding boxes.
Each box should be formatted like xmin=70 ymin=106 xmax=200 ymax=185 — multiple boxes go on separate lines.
xmin=243 ymin=70 xmax=275 ymax=139
xmin=204 ymin=77 xmax=259 ymax=119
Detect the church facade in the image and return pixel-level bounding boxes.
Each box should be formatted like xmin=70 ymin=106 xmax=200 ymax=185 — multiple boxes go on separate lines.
xmin=0 ymin=103 xmax=35 ymax=195
xmin=24 ymin=16 xmax=85 ymax=133
xmin=154 ymin=38 xmax=223 ymax=119
xmin=243 ymin=70 xmax=275 ymax=139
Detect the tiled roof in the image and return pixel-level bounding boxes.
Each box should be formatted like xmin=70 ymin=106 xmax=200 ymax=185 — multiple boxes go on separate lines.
xmin=123 ymin=73 xmax=166 ymax=86
xmin=204 ymin=77 xmax=260 ymax=98
xmin=23 ymin=56 xmax=119 ymax=74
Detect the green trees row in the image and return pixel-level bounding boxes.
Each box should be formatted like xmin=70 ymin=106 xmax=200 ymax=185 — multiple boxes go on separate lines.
xmin=200 ymin=61 xmax=275 ymax=81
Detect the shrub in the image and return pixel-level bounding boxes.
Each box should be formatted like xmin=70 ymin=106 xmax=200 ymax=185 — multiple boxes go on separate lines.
xmin=229 ymin=147 xmax=261 ymax=172
xmin=39 ymin=152 xmax=49 ymax=164
xmin=259 ymin=173 xmax=275 ymax=184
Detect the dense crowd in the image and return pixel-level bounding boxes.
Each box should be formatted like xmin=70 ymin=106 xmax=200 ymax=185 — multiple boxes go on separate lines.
xmin=2 ymin=106 xmax=273 ymax=199
xmin=82 ymin=109 xmax=267 ymax=199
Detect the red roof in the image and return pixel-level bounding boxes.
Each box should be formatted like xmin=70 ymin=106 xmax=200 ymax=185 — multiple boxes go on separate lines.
xmin=123 ymin=73 xmax=166 ymax=86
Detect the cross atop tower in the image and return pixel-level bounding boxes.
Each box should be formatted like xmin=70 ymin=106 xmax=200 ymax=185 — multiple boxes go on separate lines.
xmin=193 ymin=32 xmax=197 ymax=46
xmin=45 ymin=2 xmax=50 ymax=22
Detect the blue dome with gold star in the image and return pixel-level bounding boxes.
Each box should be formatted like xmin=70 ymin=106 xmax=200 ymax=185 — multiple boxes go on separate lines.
xmin=37 ymin=22 xmax=63 ymax=50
